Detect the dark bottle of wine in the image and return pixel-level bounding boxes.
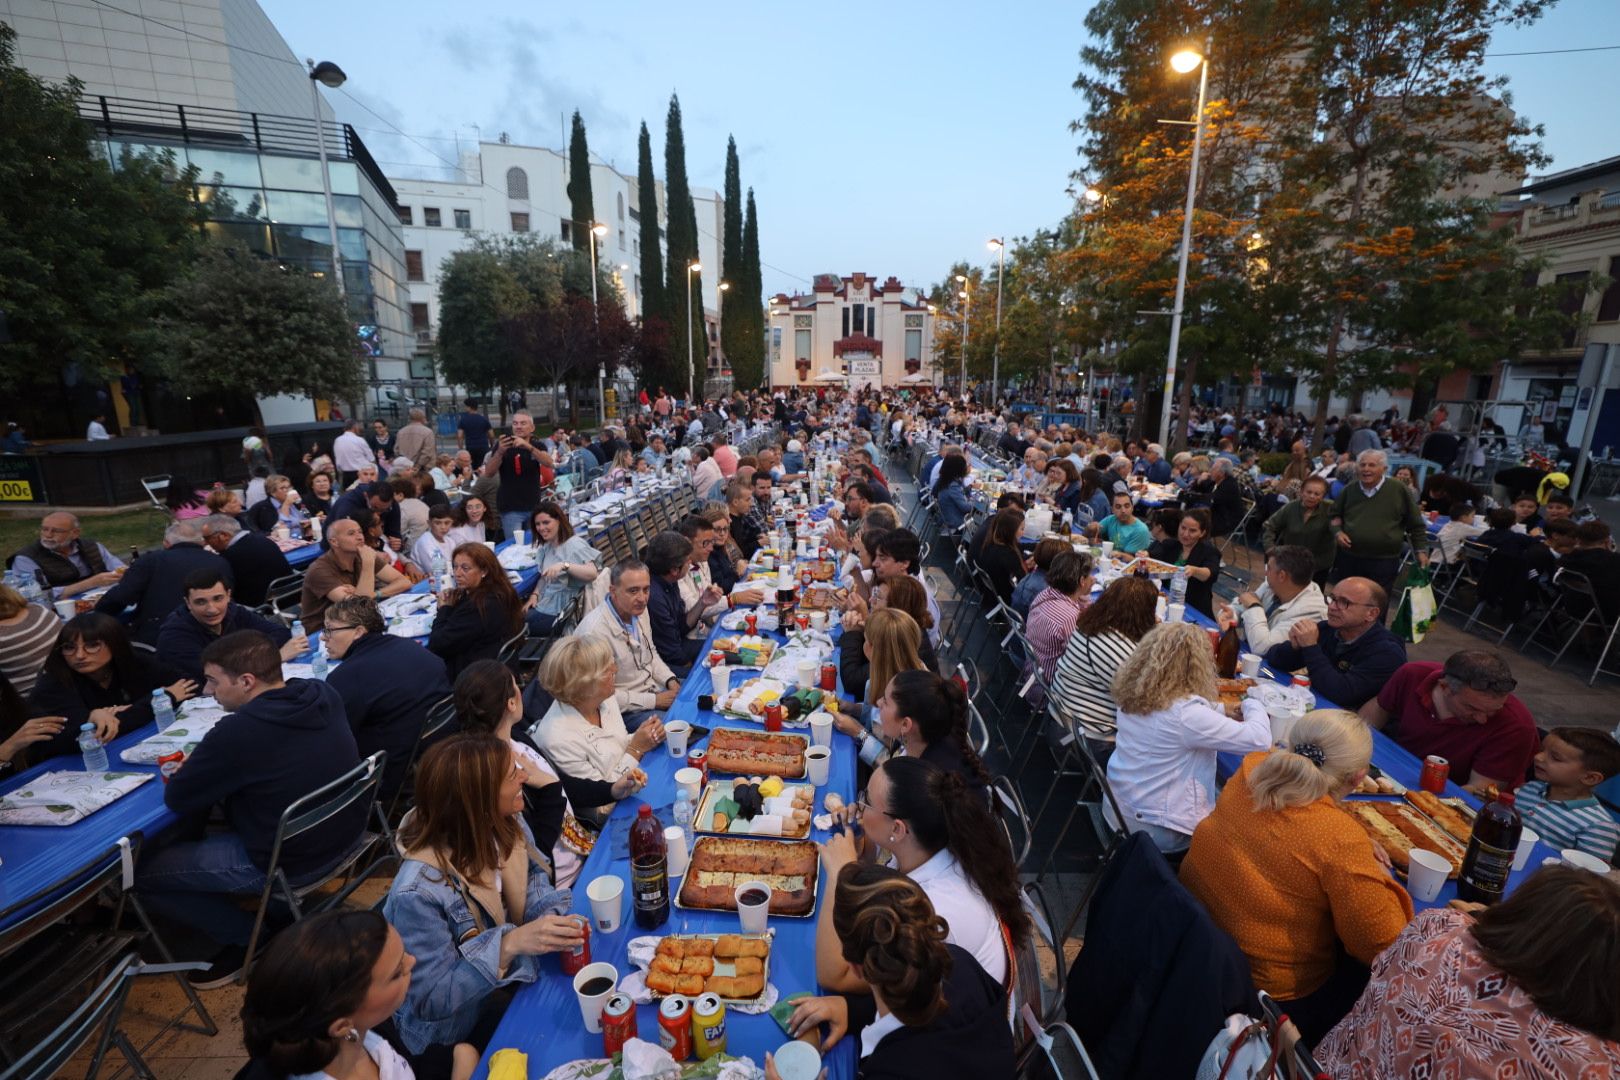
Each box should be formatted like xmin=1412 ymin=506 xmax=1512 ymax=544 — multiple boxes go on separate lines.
xmin=1214 ymin=624 xmax=1241 ymax=679
xmin=1456 ymin=788 xmax=1522 ymax=905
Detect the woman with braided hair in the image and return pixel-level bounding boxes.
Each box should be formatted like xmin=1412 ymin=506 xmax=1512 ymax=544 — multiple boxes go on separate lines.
xmin=772 ymin=863 xmax=1016 ymax=1079
xmin=1180 ymin=708 xmax=1414 ymax=1045
xmin=874 ymin=669 xmax=989 ymax=797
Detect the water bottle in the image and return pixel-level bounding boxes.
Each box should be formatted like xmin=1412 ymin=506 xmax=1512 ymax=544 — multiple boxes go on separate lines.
xmin=290 ymin=619 xmax=304 ymax=641
xmin=312 ymin=643 xmax=329 ymax=680
xmin=430 ymin=547 xmax=446 ymax=582
xmin=673 ymin=789 xmax=695 ymax=848
xmin=151 ymin=689 xmax=175 ymax=732
xmin=1169 ymin=566 xmax=1188 ymax=608
xmin=79 ymin=723 xmax=109 ymax=773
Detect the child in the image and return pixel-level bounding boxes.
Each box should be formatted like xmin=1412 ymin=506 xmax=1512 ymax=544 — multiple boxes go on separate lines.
xmin=1515 ymin=727 xmax=1620 ymax=864
xmin=1478 ymin=506 xmax=1536 ymax=558
xmin=1147 ymin=507 xmax=1183 ymax=546
xmin=1512 ymin=492 xmax=1543 ymax=535
xmin=1435 ymin=501 xmax=1486 ymax=564
xmin=410 ymin=504 xmax=457 ymax=580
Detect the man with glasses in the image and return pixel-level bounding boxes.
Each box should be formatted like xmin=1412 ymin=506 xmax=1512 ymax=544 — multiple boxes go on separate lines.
xmin=1260 ymin=576 xmax=1407 ymax=709
xmin=1359 ymin=649 xmax=1538 ymax=795
xmin=323 ymin=595 xmax=451 ymax=802
xmin=12 ymin=512 xmax=125 ymax=599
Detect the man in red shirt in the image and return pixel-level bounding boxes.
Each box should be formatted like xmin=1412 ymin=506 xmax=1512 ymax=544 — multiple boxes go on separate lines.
xmin=711 ymin=432 xmax=739 ymax=477
xmin=1358 ymin=650 xmax=1539 ymax=794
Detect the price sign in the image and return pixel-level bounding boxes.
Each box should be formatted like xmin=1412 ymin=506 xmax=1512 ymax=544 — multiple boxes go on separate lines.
xmin=0 ymin=456 xmax=45 ymax=503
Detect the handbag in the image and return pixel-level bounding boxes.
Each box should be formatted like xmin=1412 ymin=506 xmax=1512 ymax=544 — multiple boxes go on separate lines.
xmin=1392 ymin=565 xmax=1436 ymax=643
xmin=1195 ymin=1008 xmax=1317 ymax=1080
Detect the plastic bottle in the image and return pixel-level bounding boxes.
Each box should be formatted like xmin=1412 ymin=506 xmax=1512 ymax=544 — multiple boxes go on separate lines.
xmin=79 ymin=723 xmax=109 ymax=773
xmin=1169 ymin=566 xmax=1188 ymax=608
xmin=430 ymin=547 xmax=447 ymax=582
xmin=290 ymin=619 xmax=304 ymax=641
xmin=312 ymin=643 xmax=330 ymax=680
xmin=151 ymin=689 xmax=175 ymax=732
xmin=629 ymin=804 xmax=670 ymax=928
xmin=673 ymin=790 xmax=694 ymax=849
xmin=1457 ymin=788 xmax=1523 ymax=905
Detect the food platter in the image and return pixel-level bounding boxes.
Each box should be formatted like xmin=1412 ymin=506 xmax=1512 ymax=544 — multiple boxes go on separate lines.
xmin=1346 ymin=801 xmax=1466 ymax=878
xmin=693 ymin=778 xmax=815 ymax=838
xmin=1404 ymin=788 xmax=1476 ymax=844
xmin=703 ymin=728 xmax=810 ymax=778
xmin=1349 ymin=763 xmax=1408 ymax=797
xmin=674 ymin=836 xmax=819 ymax=918
xmin=643 ymin=933 xmax=772 ymax=1003
xmin=1214 ymin=677 xmax=1256 ymax=708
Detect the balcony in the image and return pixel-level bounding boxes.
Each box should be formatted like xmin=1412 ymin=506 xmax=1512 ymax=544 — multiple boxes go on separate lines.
xmin=1523 ymin=189 xmax=1620 ymax=237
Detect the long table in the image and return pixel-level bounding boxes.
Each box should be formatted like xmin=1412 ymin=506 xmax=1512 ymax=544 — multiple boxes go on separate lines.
xmin=473 ymin=602 xmax=858 ymax=1079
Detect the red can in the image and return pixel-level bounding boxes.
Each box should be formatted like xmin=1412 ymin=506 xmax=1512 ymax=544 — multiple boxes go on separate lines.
xmin=1291 ymin=674 xmax=1311 ymax=690
xmin=602 ymin=992 xmax=638 ymax=1056
xmin=799 ymin=567 xmax=813 ymax=587
xmin=708 ymin=650 xmax=724 ymax=668
xmin=1420 ymin=755 xmax=1450 ymax=795
xmin=745 ymin=613 xmax=757 ymax=635
xmin=820 ymin=664 xmax=837 ymax=691
xmin=795 ymin=614 xmax=810 ymax=632
xmin=156 ymin=751 xmax=185 ymax=783
xmin=763 ymin=704 xmax=784 ymax=732
xmin=687 ymin=748 xmax=708 ymax=781
xmin=658 ymin=995 xmax=694 ymax=1060
xmin=558 ymin=915 xmax=591 ymax=976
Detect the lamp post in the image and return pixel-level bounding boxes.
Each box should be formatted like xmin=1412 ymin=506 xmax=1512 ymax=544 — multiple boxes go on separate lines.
xmin=927 ymin=303 xmax=938 ymax=389
xmin=686 ymin=261 xmax=702 ymax=405
xmin=987 ymin=238 xmax=1006 ymax=406
xmin=716 ymin=280 xmax=730 ymax=386
xmin=956 ymin=274 xmax=971 ymax=396
xmin=589 ymin=223 xmax=608 ymax=427
xmin=306 ymin=59 xmax=347 ymax=297
xmin=1160 ymin=46 xmax=1210 ymax=450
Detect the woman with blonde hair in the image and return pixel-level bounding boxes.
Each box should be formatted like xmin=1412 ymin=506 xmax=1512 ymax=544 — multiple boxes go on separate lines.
xmin=1104 ymin=621 xmax=1271 ymax=852
xmin=1181 ymin=709 xmax=1413 ymax=1044
xmin=531 ymin=635 xmax=664 ymax=811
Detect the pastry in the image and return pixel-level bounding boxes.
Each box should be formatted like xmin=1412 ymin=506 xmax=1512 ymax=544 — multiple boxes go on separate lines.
xmin=647 ymin=971 xmax=678 ymax=995
xmin=1347 ymin=802 xmax=1465 ymax=877
xmin=677 ymin=837 xmax=818 ymax=915
xmin=680 ymin=955 xmax=715 ymax=977
xmin=732 ymin=955 xmax=764 ymax=976
xmin=676 ymin=974 xmax=704 ymax=996
xmin=651 ymin=956 xmax=681 ymax=975
xmin=1404 ymin=789 xmax=1476 ymax=844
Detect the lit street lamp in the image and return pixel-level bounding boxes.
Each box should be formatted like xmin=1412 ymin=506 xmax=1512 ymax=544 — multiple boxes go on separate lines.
xmin=686 ymin=261 xmax=702 ymax=405
xmin=306 ymin=59 xmax=346 ymax=296
xmin=589 ymin=222 xmax=609 ymax=427
xmin=1160 ymin=45 xmax=1210 ymax=449
xmin=987 ymin=238 xmax=1006 ymax=406
xmin=956 ymin=274 xmax=972 ymax=396
xmin=716 ymin=281 xmax=731 ymax=388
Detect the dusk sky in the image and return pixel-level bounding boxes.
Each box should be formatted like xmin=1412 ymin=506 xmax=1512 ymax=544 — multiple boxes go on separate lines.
xmin=265 ymin=0 xmax=1617 ymax=299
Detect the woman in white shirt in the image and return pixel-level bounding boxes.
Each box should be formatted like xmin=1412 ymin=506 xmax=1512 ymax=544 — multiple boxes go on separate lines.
xmin=530 ymin=636 xmax=665 ymax=817
xmin=1105 ymin=621 xmax=1272 ymax=852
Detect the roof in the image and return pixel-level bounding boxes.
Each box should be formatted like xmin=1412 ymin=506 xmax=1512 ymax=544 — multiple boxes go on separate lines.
xmin=1504 ymin=154 xmax=1620 ymax=197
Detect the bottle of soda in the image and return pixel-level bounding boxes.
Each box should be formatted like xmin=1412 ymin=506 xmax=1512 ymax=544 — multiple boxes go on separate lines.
xmin=1214 ymin=623 xmax=1241 ymax=679
xmin=1456 ymin=788 xmax=1523 ymax=904
xmin=630 ymin=804 xmax=670 ymax=928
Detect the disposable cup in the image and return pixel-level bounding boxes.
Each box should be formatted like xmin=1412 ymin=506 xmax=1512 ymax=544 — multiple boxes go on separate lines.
xmin=809 ymin=713 xmax=833 ymax=748
xmin=1240 ymin=653 xmax=1262 ymax=678
xmin=1406 ymin=849 xmax=1451 ymax=903
xmin=54 ymin=599 xmax=77 ymax=620
xmin=712 ymin=665 xmax=731 ymax=697
xmin=1561 ymin=848 xmax=1611 ymax=873
xmin=735 ymin=880 xmax=772 ymax=933
xmin=772 ymin=1040 xmax=823 ymax=1080
xmin=1512 ymin=827 xmax=1540 ymax=871
xmin=762 ymin=555 xmax=776 ymax=571
xmin=805 ymin=746 xmax=831 ymax=786
xmin=665 ymin=720 xmax=691 ymax=758
xmin=809 ymin=610 xmax=828 ymax=630
xmin=1164 ymin=602 xmax=1186 ymax=624
xmin=674 ymin=767 xmax=703 ymax=802
xmin=512 ymin=529 xmax=526 ymax=546
xmin=796 ymin=661 xmax=818 ymax=690
xmin=572 ymin=962 xmax=618 ymax=1032
xmin=585 ymin=875 xmax=623 ymax=933
xmin=1100 ymin=541 xmax=1114 ymax=556
xmin=664 ymin=826 xmax=690 ymax=878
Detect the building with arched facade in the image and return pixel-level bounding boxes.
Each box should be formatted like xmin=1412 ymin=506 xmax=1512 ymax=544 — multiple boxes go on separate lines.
xmin=766 ymin=274 xmax=938 ymax=391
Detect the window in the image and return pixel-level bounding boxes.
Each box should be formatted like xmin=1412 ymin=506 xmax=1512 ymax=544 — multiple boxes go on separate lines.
xmin=405 ymin=250 xmax=424 ymax=281
xmin=842 ymin=307 xmax=850 ymax=337
xmin=1556 ymin=270 xmax=1590 ymax=346
xmin=617 ymin=192 xmax=625 ymax=220
xmin=796 ymin=329 xmax=812 ymax=360
xmin=560 ymin=219 xmax=572 ymax=242
xmin=635 ymin=275 xmax=642 ymax=298
xmin=619 ymin=228 xmax=626 ymax=250
xmin=423 ymin=207 xmax=441 ymax=227
xmin=454 ymin=208 xmax=471 ymax=229
xmin=852 ymin=304 xmax=866 ymax=336
xmin=905 ymin=329 xmax=922 ymax=362
xmin=506 ymin=167 xmax=529 ymax=200
xmin=510 ymin=212 xmax=530 ymax=233
xmin=410 ymin=303 xmax=431 ymax=332
xmin=397 ymin=205 xmax=412 ymax=225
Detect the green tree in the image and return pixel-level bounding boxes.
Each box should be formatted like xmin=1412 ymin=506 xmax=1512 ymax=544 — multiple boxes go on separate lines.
xmin=0 ymin=23 xmax=203 ymax=399
xmin=732 ymin=188 xmax=766 ymax=388
xmin=635 ymin=121 xmax=667 ymax=325
xmin=145 ymin=244 xmax=363 ymax=409
xmin=663 ymin=94 xmax=704 ymax=399
xmin=437 ymin=245 xmax=527 ymax=403
xmin=720 ymin=137 xmax=744 ymax=370
xmin=567 ymin=110 xmax=594 ymax=252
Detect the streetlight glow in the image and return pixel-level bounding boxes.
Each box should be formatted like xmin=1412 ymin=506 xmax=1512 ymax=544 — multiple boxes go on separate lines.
xmin=986 ymin=238 xmax=1004 ymax=252
xmin=955 ymin=274 xmax=968 ymax=283
xmin=958 ymin=291 xmax=969 ymax=300
xmin=592 ymin=222 xmax=608 ymax=237
xmin=1170 ymin=49 xmax=1204 ymax=73
xmin=1083 ymin=187 xmax=1104 ymax=204
xmin=688 ymin=262 xmax=702 ymax=274
xmin=718 ymin=281 xmax=730 ymax=291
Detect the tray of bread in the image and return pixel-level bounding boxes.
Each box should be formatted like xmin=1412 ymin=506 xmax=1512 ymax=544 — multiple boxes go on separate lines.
xmin=1346 ymin=801 xmax=1466 ymax=878
xmin=704 ymin=729 xmax=810 ymax=778
xmin=1349 ymin=764 xmax=1407 ymax=797
xmin=675 ymin=836 xmax=819 ymax=917
xmin=798 ymin=584 xmax=846 ymax=611
xmin=717 ymin=677 xmax=794 ymax=720
xmin=710 ymin=636 xmax=778 ymax=668
xmin=695 ymin=777 xmax=815 ymax=838
xmin=644 ymin=933 xmax=771 ymax=1003
xmin=801 ymin=560 xmax=838 ymax=582
xmin=1404 ymin=789 xmax=1476 ymax=845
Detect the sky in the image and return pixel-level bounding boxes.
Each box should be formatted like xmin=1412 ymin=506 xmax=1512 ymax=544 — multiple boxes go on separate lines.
xmin=262 ymin=0 xmax=1616 ymax=300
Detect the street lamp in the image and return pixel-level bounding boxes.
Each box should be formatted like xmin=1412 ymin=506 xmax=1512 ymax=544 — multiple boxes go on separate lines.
xmin=306 ymin=59 xmax=346 ymax=297
xmin=588 ymin=222 xmax=609 ymax=427
xmin=987 ymin=238 xmax=1006 ymax=406
xmin=716 ymin=281 xmax=731 ymax=386
xmin=1082 ymin=186 xmax=1104 ymax=205
xmin=956 ymin=278 xmax=972 ymax=396
xmin=686 ymin=261 xmax=702 ymax=405
xmin=1161 ymin=45 xmax=1210 ymax=449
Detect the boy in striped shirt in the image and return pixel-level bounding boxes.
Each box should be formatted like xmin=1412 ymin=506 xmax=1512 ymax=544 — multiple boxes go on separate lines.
xmin=1516 ymin=727 xmax=1620 ymax=864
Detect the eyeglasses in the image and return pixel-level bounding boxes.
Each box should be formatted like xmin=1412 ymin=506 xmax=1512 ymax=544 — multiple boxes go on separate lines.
xmin=60 ymin=639 xmax=107 ymax=655
xmin=325 ymin=624 xmax=361 ymax=636
xmin=1325 ymin=594 xmax=1376 ymax=609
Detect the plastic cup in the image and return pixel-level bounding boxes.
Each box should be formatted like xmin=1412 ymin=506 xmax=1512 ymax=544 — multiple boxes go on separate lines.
xmin=572 ymin=961 xmax=618 ymax=1032
xmin=665 ymin=720 xmax=691 ymax=758
xmin=772 ymin=1040 xmax=823 ymax=1080
xmin=805 ymin=746 xmax=831 ymax=786
xmin=512 ymin=528 xmax=525 ymax=546
xmin=586 ymin=875 xmax=623 ymax=933
xmin=1406 ymin=849 xmax=1451 ymax=903
xmin=796 ymin=661 xmax=817 ymax=690
xmin=674 ymin=767 xmax=703 ymax=802
xmin=762 ymin=554 xmax=775 ymax=571
xmin=735 ymin=881 xmax=772 ymax=933
xmin=664 ymin=825 xmax=690 ymax=878
xmin=1561 ymin=848 xmax=1611 ymax=873
xmin=1164 ymin=602 xmax=1186 ymax=624
xmin=809 ymin=712 xmax=833 ymax=748
xmin=1512 ymin=827 xmax=1540 ymax=871
xmin=54 ymin=599 xmax=77 ymax=620
xmin=1100 ymin=541 xmax=1114 ymax=556
xmin=809 ymin=610 xmax=828 ymax=630
xmin=712 ymin=665 xmax=731 ymax=697
xmin=1240 ymin=653 xmax=1262 ymax=678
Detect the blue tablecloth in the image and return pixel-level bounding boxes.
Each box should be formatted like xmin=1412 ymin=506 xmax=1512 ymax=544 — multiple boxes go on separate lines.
xmin=473 ymin=603 xmax=857 ymax=1079
xmin=286 ymin=540 xmax=322 ymax=567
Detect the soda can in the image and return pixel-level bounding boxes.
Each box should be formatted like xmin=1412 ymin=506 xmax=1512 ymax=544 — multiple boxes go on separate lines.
xmin=687 ymin=748 xmax=708 ymax=781
xmin=1291 ymin=674 xmax=1311 ymax=690
xmin=691 ymin=992 xmax=727 ymax=1060
xmin=156 ymin=751 xmax=185 ymax=783
xmin=763 ymin=704 xmax=784 ymax=733
xmin=602 ymin=992 xmax=638 ymax=1056
xmin=1420 ymin=755 xmax=1450 ymax=795
xmin=708 ymin=650 xmax=725 ymax=668
xmin=658 ymin=995 xmax=693 ymax=1060
xmin=745 ymin=613 xmax=758 ymax=635
xmin=559 ymin=915 xmax=591 ymax=976
xmin=820 ymin=664 xmax=837 ymax=691
xmin=795 ymin=614 xmax=810 ymax=632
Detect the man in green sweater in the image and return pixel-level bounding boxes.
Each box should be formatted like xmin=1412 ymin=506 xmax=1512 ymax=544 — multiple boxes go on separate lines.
xmin=1331 ymin=449 xmax=1429 ymax=603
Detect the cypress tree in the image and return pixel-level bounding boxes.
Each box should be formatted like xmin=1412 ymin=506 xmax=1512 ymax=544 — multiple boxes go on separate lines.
xmin=663 ymin=93 xmax=704 ymax=400
xmin=566 ymin=110 xmax=593 ymax=252
xmin=720 ymin=136 xmax=744 ymax=374
xmin=635 ymin=121 xmax=666 ymax=325
xmin=735 ymin=187 xmax=765 ymax=388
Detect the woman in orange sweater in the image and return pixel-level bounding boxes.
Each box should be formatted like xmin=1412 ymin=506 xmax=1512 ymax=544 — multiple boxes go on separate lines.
xmin=1179 ymin=708 xmax=1413 ymax=1045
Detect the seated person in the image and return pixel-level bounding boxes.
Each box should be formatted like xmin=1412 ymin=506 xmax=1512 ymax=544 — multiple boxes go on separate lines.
xmin=1026 ymin=551 xmax=1095 ymax=681
xmin=0 ymin=580 xmax=60 ymax=696
xmin=1106 ymin=622 xmax=1272 ymax=852
xmin=1219 ymin=545 xmax=1328 ymax=655
xmin=974 ymin=509 xmax=1027 ymax=606
xmin=1558 ymin=520 xmax=1620 ymax=621
xmin=575 ymin=560 xmax=682 ymax=731
xmin=1146 ymin=508 xmax=1222 ymax=618
xmin=1511 ymin=491 xmax=1544 ymax=535
xmin=967 ymin=492 xmax=1026 ymax=563
xmin=524 ymin=501 xmax=600 ymax=636
xmin=642 ymin=530 xmax=718 ymax=672
xmin=327 ymin=481 xmax=401 ymax=554
xmin=836 ymin=608 xmax=928 ymax=762
xmin=873 ymin=668 xmax=991 ymax=796
xmin=1359 ymin=651 xmax=1538 ymax=794
xmin=243 ymin=474 xmax=311 ymax=537
xmin=1180 ymin=709 xmax=1413 ymax=1045
xmin=1435 ymin=501 xmax=1486 ymax=564
xmin=298 ymin=518 xmax=412 ymax=628
xmin=1088 ymin=491 xmax=1151 ymax=554
xmin=453 ymin=659 xmax=647 ymax=887
xmin=11 ymin=511 xmax=125 ymax=599
xmin=778 ymin=863 xmax=1017 ymax=1080
xmin=675 ymin=515 xmax=745 ymax=639
xmin=323 ymin=595 xmax=451 ymax=803
xmin=94 ymin=519 xmax=225 ymax=644
xmin=1049 ymin=575 xmax=1161 ymax=744
xmin=725 ymin=478 xmax=765 ymax=559
xmin=155 ymin=566 xmax=301 ymax=685
xmin=1316 ymin=867 xmax=1620 ymax=1076
xmin=530 ymin=636 xmax=665 ymax=816
xmin=427 ymin=543 xmax=524 ymax=680
xmin=383 ymin=734 xmax=578 ymax=1072
xmin=1011 ymin=538 xmax=1069 ymax=618
xmin=1476 ymin=506 xmax=1537 ymax=557
xmin=449 ymin=494 xmax=501 ymax=546
xmin=27 ymin=612 xmax=196 ymax=759
xmin=201 ymin=514 xmax=293 ymax=610
xmin=1514 ymin=727 xmax=1620 ymax=864
xmin=410 ymin=502 xmax=459 ymax=579
xmin=1261 ymin=577 xmax=1407 ymax=709
xmin=138 ymin=630 xmax=365 ymax=986
xmin=931 ymin=454 xmax=974 ymax=533
xmin=871 ymin=529 xmax=943 ymax=647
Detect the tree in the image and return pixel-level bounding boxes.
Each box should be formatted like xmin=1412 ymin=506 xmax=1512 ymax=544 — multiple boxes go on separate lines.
xmin=732 ymin=188 xmax=766 ymax=388
xmin=145 ymin=244 xmax=364 ymax=409
xmin=0 ymin=23 xmax=203 ymax=401
xmin=663 ymin=94 xmax=704 ymax=399
xmin=567 ymin=110 xmax=594 ymax=252
xmin=720 ymin=137 xmax=745 ymax=374
xmin=437 ymin=245 xmax=527 ymax=403
xmin=635 ymin=121 xmax=667 ymax=324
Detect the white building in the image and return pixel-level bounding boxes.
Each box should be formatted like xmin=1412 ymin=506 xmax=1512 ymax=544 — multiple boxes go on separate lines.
xmin=766 ymin=273 xmax=937 ymax=391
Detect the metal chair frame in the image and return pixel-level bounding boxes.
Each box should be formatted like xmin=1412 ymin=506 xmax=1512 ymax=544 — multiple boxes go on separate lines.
xmin=1523 ymin=568 xmax=1620 ymax=684
xmin=1016 ymin=1020 xmax=1102 ymax=1080
xmin=138 ymin=475 xmax=171 ymax=514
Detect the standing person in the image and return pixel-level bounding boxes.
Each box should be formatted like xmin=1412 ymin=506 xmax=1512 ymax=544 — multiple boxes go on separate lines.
xmin=367 ymin=419 xmax=396 ymax=469
xmin=332 ymin=419 xmax=373 ymax=488
xmin=1331 ymin=450 xmax=1428 ymax=597
xmin=481 ymin=413 xmax=546 ymax=541
xmin=1263 ymin=476 xmax=1339 ymax=583
xmin=426 ymin=544 xmax=523 ymax=680
xmin=457 ymin=399 xmax=493 ymax=467
xmin=395 ymin=408 xmax=438 ymax=472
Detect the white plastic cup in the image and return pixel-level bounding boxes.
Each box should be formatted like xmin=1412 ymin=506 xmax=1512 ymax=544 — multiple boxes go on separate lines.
xmin=1100 ymin=541 xmax=1114 ymax=556
xmin=809 ymin=712 xmax=833 ymax=748
xmin=809 ymin=610 xmax=828 ymax=630
xmin=665 ymin=720 xmax=691 ymax=758
xmin=735 ymin=880 xmax=772 ymax=933
xmin=572 ymin=961 xmax=618 ymax=1032
xmin=762 ymin=554 xmax=776 ymax=571
xmin=54 ymin=599 xmax=77 ymax=620
xmin=712 ymin=665 xmax=731 ymax=697
xmin=512 ymin=528 xmax=525 ymax=546
xmin=586 ymin=875 xmax=624 ymax=933
xmin=796 ymin=661 xmax=817 ymax=690
xmin=664 ymin=825 xmax=690 ymax=878
xmin=1164 ymin=602 xmax=1186 ymax=624
xmin=1407 ymin=849 xmax=1451 ymax=903
xmin=1561 ymin=847 xmax=1611 ymax=873
xmin=1512 ymin=827 xmax=1540 ymax=871
xmin=805 ymin=746 xmax=831 ymax=786
xmin=1239 ymin=652 xmax=1262 ymax=678
xmin=674 ymin=767 xmax=703 ymax=803
xmin=772 ymin=1040 xmax=823 ymax=1080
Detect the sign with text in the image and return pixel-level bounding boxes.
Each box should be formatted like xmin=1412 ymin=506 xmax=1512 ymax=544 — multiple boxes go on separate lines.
xmin=849 ymin=359 xmax=881 ymax=378
xmin=0 ymin=455 xmax=46 ymax=503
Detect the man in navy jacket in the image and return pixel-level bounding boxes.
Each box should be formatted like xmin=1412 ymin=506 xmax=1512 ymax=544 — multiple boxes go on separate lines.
xmin=155 ymin=566 xmax=301 ymax=684
xmin=1261 ymin=576 xmax=1408 ymax=709
xmin=644 ymin=530 xmax=715 ymax=673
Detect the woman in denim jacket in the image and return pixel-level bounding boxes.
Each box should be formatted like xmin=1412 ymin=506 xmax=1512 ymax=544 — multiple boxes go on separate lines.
xmin=384 ymin=733 xmax=580 ymax=1074
xmin=931 ymin=453 xmax=974 ymax=533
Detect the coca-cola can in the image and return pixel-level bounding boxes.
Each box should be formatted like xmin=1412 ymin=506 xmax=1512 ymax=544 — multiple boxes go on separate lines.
xmin=687 ymin=748 xmax=708 ymax=781
xmin=558 ymin=915 xmax=591 ymax=976
xmin=602 ymin=991 xmax=637 ymax=1056
xmin=658 ymin=995 xmax=694 ymax=1060
xmin=1420 ymin=755 xmax=1450 ymax=795
xmin=156 ymin=751 xmax=185 ymax=783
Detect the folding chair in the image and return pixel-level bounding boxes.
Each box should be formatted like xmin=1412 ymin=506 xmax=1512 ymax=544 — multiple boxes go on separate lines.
xmin=1016 ymin=1020 xmax=1102 ymax=1080
xmin=497 ymin=628 xmax=529 ymax=669
xmin=139 ymin=475 xmax=171 ymax=514
xmin=991 ymin=775 xmax=1034 ymax=869
xmin=1527 ymin=568 xmax=1620 ymax=685
xmin=1010 ymin=883 xmax=1069 ymax=1070
xmin=1255 ymin=990 xmax=1329 ymax=1079
xmin=386 ymin=695 xmax=457 ymax=823
xmin=1435 ymin=540 xmax=1489 ymax=617
xmin=1045 ymin=734 xmax=1132 ymax=944
xmin=262 ymin=572 xmax=305 ymax=626
xmin=1217 ymin=498 xmax=1258 ymax=571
